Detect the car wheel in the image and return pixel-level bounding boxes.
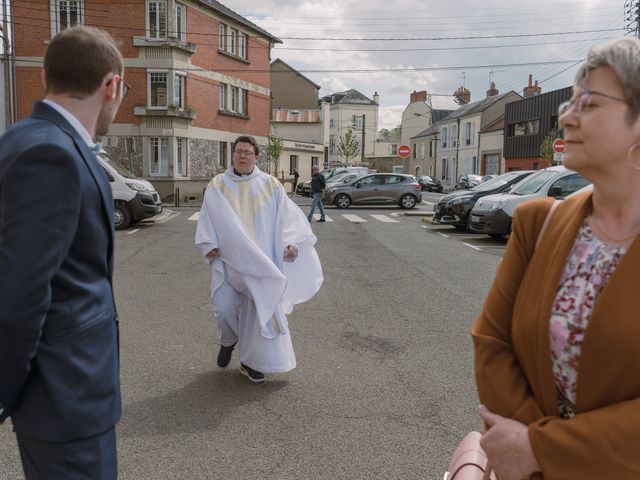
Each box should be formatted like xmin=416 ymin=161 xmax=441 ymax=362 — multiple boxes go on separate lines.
xmin=399 ymin=194 xmax=417 ymax=209
xmin=489 ymin=233 xmax=504 ymax=239
xmin=114 ymin=202 xmax=131 ymax=230
xmin=334 ymin=194 xmax=351 ymax=209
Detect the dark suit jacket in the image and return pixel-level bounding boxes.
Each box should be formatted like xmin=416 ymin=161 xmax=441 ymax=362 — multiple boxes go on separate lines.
xmin=0 ymin=101 xmax=121 ymax=442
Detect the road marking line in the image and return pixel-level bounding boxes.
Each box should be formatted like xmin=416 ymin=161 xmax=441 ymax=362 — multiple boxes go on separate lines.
xmin=463 ymin=242 xmax=482 ymax=251
xmin=152 ymin=210 xmax=180 ymax=224
xmin=127 ymin=229 xmax=140 ymax=235
xmin=313 ymin=214 xmax=333 ymax=222
xmin=188 ymin=212 xmax=199 ymax=221
xmin=436 ymin=232 xmax=449 ymax=238
xmin=370 ymin=214 xmax=398 ymax=223
xmin=342 ymin=214 xmax=367 ymax=223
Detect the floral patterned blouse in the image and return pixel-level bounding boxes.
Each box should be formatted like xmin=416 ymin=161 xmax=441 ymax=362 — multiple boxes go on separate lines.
xmin=549 ymin=219 xmax=627 ymax=414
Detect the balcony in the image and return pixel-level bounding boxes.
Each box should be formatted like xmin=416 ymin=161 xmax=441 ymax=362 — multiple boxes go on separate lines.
xmin=134 ymin=106 xmax=197 ymax=120
xmin=133 ymin=36 xmax=197 ymax=55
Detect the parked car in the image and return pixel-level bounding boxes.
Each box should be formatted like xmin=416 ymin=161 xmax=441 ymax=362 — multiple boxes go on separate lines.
xmin=325 ymin=173 xmax=422 ymax=209
xmin=326 ymin=172 xmax=362 ymax=188
xmin=455 ymin=173 xmax=483 ymax=190
xmin=297 ymin=167 xmax=368 ymax=196
xmin=468 ymin=165 xmax=591 ymax=238
xmin=432 ymin=170 xmax=535 ymax=229
xmin=416 ymin=175 xmax=443 ymax=192
xmin=97 ymin=150 xmax=162 ymax=230
xmin=481 ymin=175 xmax=497 ymax=183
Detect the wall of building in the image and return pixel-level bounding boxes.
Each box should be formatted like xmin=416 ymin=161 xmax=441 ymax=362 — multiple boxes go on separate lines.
xmin=270 ymin=60 xmax=319 ymax=109
xmin=479 ymin=130 xmax=505 ymax=175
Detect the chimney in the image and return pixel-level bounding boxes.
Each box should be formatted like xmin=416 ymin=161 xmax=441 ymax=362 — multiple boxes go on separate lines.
xmin=523 ymin=74 xmax=542 ymax=98
xmin=410 ymin=90 xmax=428 ymax=103
xmin=453 ymin=86 xmax=471 ymax=104
xmin=373 ymin=91 xmax=380 ymax=105
xmin=486 ymin=82 xmax=499 ymax=97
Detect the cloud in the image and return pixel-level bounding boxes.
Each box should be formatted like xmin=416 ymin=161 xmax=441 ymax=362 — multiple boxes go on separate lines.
xmin=223 ymin=0 xmax=625 ymax=129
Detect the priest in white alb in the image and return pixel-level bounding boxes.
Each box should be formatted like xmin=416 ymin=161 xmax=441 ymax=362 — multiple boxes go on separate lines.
xmin=195 ymin=136 xmax=323 ymax=382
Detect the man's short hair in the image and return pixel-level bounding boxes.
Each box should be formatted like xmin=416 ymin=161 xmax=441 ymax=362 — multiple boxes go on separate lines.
xmin=44 ymin=26 xmax=123 ymax=98
xmin=233 ymin=136 xmax=259 ymax=155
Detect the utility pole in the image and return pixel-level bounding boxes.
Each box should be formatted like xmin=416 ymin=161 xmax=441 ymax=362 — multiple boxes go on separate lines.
xmin=625 ymin=0 xmax=640 ymax=38
xmin=360 ymin=114 xmax=365 ymax=165
xmin=1 ymin=0 xmax=12 ymax=130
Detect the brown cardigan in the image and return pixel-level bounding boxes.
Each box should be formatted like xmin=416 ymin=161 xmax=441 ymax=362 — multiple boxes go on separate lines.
xmin=472 ymin=191 xmax=640 ymax=479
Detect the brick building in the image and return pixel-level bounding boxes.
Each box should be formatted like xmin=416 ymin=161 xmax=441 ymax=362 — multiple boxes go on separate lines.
xmin=13 ymin=0 xmax=280 ymax=200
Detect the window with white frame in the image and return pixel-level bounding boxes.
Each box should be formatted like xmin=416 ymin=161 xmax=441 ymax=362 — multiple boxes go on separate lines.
xmin=452 ymin=124 xmax=458 ymax=147
xmin=147 ymin=0 xmax=167 ymax=40
xmin=218 ymin=23 xmax=248 ymax=59
xmin=53 ymin=0 xmax=83 ymax=33
xmin=175 ymin=3 xmax=186 ymax=42
xmin=218 ymin=141 xmax=227 ymax=169
xmin=219 ymin=83 xmax=227 ymax=111
xmin=442 ymin=127 xmax=448 ymax=148
xmin=149 ymin=137 xmax=169 ymax=176
xmin=174 ymin=73 xmax=185 ymax=110
xmin=218 ymin=23 xmax=226 ymax=50
xmin=353 ymin=115 xmax=363 ymax=128
xmin=412 ymin=143 xmax=417 ymax=159
xmin=148 ymin=71 xmax=168 ymax=108
xmin=239 ymin=32 xmax=247 ymax=59
xmin=391 ymin=144 xmax=397 ymax=155
xmin=329 ymin=135 xmax=336 ymax=155
xmin=229 ymin=28 xmax=237 ymax=55
xmin=230 ymin=86 xmax=238 ymax=112
xmin=441 ymin=158 xmax=447 ymax=180
xmin=464 ymin=122 xmax=472 ymax=146
xmin=176 ymin=137 xmax=187 ymax=176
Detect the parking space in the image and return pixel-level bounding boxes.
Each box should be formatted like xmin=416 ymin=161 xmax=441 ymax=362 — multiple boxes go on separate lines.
xmin=421 ymin=221 xmax=508 ymax=257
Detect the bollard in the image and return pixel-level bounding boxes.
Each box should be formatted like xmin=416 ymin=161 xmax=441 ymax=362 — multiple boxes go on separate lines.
xmin=175 ymin=187 xmax=180 ymax=207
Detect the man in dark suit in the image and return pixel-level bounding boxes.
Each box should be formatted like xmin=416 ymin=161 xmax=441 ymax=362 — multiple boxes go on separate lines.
xmin=0 ymin=26 xmax=127 ymax=479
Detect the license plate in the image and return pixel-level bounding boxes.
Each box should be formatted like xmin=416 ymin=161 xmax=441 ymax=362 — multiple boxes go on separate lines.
xmin=470 ymin=215 xmax=480 ymax=222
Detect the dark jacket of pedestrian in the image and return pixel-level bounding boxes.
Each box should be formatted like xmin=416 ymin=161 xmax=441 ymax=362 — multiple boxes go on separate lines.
xmin=310 ymin=172 xmax=326 ymax=193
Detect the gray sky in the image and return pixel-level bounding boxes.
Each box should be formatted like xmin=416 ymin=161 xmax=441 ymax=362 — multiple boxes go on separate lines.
xmin=223 ymin=0 xmax=628 ymax=129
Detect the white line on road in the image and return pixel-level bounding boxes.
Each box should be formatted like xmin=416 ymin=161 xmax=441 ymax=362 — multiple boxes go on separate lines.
xmin=462 ymin=242 xmax=482 ymax=251
xmin=153 ymin=210 xmax=180 ymax=224
xmin=313 ymin=214 xmax=333 ymax=222
xmin=342 ymin=214 xmax=367 ymax=223
xmin=370 ymin=214 xmax=398 ymax=223
xmin=127 ymin=229 xmax=140 ymax=235
xmin=188 ymin=212 xmax=200 ymax=221
xmin=435 ymin=232 xmax=450 ymax=238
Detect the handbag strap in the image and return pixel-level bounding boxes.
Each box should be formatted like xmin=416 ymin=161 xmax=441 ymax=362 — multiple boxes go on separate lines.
xmin=535 ymin=199 xmax=560 ymax=251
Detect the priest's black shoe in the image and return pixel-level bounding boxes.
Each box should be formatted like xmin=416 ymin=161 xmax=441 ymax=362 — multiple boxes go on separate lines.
xmin=217 ymin=342 xmax=237 ymax=368
xmin=240 ymin=363 xmax=265 ymax=383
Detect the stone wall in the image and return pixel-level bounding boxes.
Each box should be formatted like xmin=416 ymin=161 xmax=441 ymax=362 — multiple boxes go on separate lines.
xmin=190 ymin=138 xmax=218 ymax=179
xmin=103 ymin=136 xmax=143 ymax=176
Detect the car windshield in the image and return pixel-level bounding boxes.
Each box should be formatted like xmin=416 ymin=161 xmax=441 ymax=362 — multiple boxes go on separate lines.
xmin=98 ymin=152 xmax=136 ymax=179
xmin=472 ymin=172 xmax=522 ymax=192
xmin=328 ymin=172 xmax=350 ymax=183
xmin=511 ymin=170 xmax=557 ymax=195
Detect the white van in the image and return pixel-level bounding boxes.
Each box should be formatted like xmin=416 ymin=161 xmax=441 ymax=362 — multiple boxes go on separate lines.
xmin=97 ymin=150 xmax=162 ymax=230
xmin=468 ymin=165 xmax=590 ymax=238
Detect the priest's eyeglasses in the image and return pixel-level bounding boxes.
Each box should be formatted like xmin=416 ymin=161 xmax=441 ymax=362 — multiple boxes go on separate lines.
xmin=558 ymin=90 xmax=627 ymax=116
xmin=234 ymin=150 xmax=256 ymax=157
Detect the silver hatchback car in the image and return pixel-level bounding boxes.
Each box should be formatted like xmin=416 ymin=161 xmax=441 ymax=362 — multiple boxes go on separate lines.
xmin=324 ymin=173 xmax=422 ymax=209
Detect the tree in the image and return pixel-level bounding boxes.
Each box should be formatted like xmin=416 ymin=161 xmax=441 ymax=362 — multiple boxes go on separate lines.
xmin=337 ymin=128 xmax=360 ymax=165
xmin=388 ymin=125 xmax=401 ymax=139
xmin=539 ymin=129 xmax=562 ymax=166
xmin=266 ymin=123 xmax=283 ymax=175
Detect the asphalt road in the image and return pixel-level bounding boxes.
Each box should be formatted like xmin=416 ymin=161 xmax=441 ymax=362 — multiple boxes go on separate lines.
xmin=0 ymin=197 xmax=507 ymax=480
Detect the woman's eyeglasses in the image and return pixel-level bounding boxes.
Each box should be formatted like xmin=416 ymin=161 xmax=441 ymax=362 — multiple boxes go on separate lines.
xmin=558 ymin=90 xmax=627 ymax=116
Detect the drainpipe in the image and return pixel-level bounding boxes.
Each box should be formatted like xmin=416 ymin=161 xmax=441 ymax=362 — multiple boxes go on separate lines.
xmin=455 ymin=118 xmax=460 ymax=187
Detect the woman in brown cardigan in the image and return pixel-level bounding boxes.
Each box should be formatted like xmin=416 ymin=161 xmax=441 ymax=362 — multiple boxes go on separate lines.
xmin=472 ymin=37 xmax=640 ymax=480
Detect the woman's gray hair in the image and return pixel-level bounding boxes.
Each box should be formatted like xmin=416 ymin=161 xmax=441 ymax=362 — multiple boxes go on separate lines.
xmin=575 ymin=36 xmax=640 ymax=123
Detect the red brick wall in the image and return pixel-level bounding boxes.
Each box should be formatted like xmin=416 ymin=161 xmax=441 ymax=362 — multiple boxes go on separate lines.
xmin=13 ymin=1 xmax=272 ymax=136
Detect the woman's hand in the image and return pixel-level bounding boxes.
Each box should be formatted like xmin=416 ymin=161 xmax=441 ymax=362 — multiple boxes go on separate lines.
xmin=206 ymin=248 xmax=220 ymax=257
xmin=479 ymin=405 xmax=541 ymax=480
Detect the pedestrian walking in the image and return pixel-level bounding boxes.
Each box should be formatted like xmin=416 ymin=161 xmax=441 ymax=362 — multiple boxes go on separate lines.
xmin=292 ymin=168 xmax=299 ymax=196
xmin=472 ymin=37 xmax=640 ymax=479
xmin=0 ymin=26 xmax=126 ymax=479
xmin=307 ymin=166 xmax=326 ymax=222
xmin=195 ymin=135 xmax=323 ymax=382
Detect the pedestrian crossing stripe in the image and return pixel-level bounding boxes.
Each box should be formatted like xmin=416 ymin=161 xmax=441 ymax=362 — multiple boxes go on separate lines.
xmin=312 ymin=214 xmax=333 ymax=222
xmin=369 ymin=214 xmax=399 ymax=223
xmin=341 ymin=214 xmax=366 ymax=223
xmin=188 ymin=212 xmax=404 ymax=224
